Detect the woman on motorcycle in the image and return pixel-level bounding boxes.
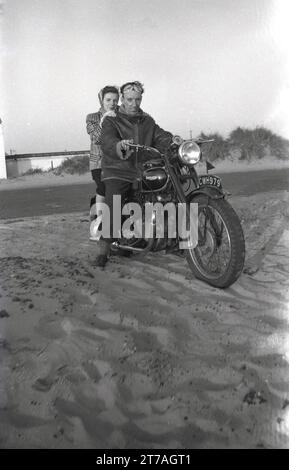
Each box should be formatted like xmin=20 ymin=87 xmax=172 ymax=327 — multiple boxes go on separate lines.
xmin=86 ymin=85 xmax=119 ymax=240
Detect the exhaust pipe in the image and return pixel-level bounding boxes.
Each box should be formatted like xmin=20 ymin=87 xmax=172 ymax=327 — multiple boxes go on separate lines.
xmin=112 ymin=237 xmax=155 ymax=254
xmin=113 ymin=244 xmax=145 ymax=253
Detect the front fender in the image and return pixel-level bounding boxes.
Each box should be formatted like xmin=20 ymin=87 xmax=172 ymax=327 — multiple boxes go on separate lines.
xmin=188 ymin=186 xmax=225 ymax=201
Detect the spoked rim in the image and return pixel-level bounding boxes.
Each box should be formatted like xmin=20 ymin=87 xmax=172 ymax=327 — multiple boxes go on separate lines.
xmin=187 ymin=202 xmax=232 ymax=280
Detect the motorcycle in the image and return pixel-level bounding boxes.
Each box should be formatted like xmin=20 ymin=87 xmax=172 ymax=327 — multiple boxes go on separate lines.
xmin=90 ymin=136 xmax=245 ymax=288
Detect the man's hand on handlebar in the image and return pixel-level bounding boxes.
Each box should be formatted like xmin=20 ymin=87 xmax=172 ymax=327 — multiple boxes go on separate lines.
xmin=116 ymin=139 xmax=134 ymax=160
xmin=116 ymin=140 xmax=163 ymax=160
xmin=120 ymin=139 xmax=134 ymax=151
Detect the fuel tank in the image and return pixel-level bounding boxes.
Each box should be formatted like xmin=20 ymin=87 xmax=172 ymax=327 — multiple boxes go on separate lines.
xmin=142 ymin=166 xmax=168 ymax=191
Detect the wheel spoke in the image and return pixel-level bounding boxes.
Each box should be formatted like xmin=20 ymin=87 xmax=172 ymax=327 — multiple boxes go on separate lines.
xmin=189 ymin=202 xmax=232 ymax=279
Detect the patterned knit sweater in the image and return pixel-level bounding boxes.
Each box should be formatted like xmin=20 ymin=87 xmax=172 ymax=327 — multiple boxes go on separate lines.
xmin=86 ymin=109 xmax=104 ymax=170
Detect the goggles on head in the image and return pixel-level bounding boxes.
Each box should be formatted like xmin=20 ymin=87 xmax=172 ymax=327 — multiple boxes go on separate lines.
xmin=121 ymin=81 xmax=144 ymax=95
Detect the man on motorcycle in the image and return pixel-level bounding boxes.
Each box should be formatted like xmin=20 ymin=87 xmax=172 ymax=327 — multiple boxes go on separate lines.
xmin=95 ymin=81 xmax=172 ymax=267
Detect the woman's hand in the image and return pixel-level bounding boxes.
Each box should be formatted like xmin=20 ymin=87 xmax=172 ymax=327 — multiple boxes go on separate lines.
xmin=100 ymin=110 xmax=117 ymax=126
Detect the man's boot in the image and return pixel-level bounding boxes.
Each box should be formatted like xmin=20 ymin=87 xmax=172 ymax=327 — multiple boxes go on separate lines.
xmin=94 ymin=238 xmax=110 ymax=267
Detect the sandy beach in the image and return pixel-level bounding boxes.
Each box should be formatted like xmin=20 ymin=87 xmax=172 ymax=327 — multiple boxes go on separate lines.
xmin=1 ymin=170 xmax=289 ymax=448
xmin=0 ymin=171 xmax=92 ymax=191
xmin=1 ymin=155 xmax=289 ymax=192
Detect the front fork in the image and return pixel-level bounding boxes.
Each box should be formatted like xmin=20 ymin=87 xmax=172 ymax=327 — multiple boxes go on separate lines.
xmin=169 ymin=164 xmax=226 ymax=246
xmin=189 ymin=186 xmax=225 ymax=248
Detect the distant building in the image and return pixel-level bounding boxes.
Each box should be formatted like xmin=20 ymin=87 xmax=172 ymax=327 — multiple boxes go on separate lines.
xmin=5 ymin=150 xmax=90 ymax=177
xmin=0 ymin=118 xmax=7 ymax=179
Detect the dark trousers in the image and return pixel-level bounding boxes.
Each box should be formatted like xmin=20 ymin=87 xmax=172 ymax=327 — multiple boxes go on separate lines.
xmin=104 ymin=179 xmax=132 ymax=241
xmin=91 ymin=169 xmax=105 ymax=196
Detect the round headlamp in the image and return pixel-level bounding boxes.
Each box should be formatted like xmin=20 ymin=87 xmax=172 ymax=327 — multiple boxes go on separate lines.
xmin=178 ymin=140 xmax=201 ymax=165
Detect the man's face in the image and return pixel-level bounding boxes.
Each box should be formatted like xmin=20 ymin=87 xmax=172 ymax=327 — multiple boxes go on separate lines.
xmin=121 ymin=90 xmax=142 ymax=115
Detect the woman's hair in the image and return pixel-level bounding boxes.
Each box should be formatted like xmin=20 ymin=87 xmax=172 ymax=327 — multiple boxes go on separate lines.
xmin=98 ymin=86 xmax=119 ymax=105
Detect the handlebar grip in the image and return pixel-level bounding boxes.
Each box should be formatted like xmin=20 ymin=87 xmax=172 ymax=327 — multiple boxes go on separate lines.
xmin=127 ymin=143 xmax=144 ymax=149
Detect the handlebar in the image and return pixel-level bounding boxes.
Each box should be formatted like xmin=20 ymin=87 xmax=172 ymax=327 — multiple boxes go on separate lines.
xmin=127 ymin=142 xmax=162 ymax=154
xmin=195 ymin=139 xmax=215 ymax=144
xmin=126 ymin=137 xmax=215 ymax=154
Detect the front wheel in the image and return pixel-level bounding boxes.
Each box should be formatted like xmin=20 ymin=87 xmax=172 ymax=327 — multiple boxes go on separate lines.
xmin=185 ymin=194 xmax=245 ymax=288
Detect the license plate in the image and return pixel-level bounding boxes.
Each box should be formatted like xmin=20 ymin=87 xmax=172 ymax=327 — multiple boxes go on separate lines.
xmin=199 ymin=175 xmax=222 ymax=188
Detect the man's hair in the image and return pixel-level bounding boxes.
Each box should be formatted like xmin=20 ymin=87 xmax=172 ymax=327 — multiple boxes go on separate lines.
xmin=120 ymin=81 xmax=144 ymax=96
xmin=98 ymin=86 xmax=119 ymax=104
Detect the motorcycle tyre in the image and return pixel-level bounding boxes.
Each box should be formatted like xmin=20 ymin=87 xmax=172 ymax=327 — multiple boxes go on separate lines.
xmin=186 ymin=194 xmax=245 ymax=288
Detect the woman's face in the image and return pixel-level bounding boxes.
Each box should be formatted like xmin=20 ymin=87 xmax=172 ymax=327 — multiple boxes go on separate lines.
xmin=102 ymin=92 xmax=119 ymax=112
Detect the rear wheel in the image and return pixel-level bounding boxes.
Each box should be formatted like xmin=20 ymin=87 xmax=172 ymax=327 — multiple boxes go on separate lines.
xmin=185 ymin=194 xmax=245 ymax=288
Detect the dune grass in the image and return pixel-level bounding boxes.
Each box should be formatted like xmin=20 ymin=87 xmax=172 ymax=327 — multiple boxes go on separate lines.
xmin=53 ymin=155 xmax=89 ymax=175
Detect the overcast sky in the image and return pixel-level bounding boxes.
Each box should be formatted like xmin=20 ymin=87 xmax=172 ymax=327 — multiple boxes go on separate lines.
xmin=1 ymin=0 xmax=289 ymax=154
